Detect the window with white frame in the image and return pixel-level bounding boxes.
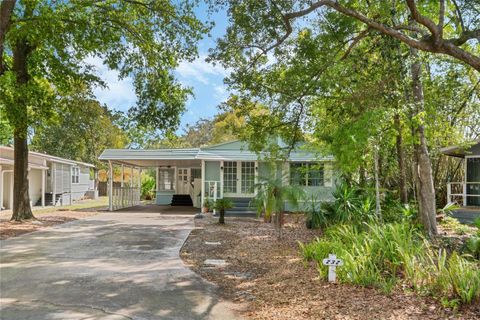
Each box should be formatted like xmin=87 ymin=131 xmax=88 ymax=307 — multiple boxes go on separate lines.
xmin=72 ymin=167 xmax=80 ymax=184
xmin=158 ymin=168 xmax=175 ymax=191
xmin=290 ymin=162 xmax=324 ymax=186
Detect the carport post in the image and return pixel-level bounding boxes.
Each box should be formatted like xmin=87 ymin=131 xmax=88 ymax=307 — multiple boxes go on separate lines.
xmin=138 ymin=168 xmax=142 ymax=205
xmin=130 ymin=166 xmax=134 ymax=207
xmin=121 ymin=164 xmax=124 ymax=208
xmin=201 ymin=160 xmax=205 ymax=209
xmin=108 ymin=161 xmax=113 ymax=211
xmin=41 ymin=166 xmax=45 ymax=207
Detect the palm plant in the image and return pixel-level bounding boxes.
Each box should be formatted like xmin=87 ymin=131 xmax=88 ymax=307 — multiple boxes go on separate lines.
xmin=251 ymin=174 xmax=304 ymax=239
xmin=213 ymin=198 xmax=233 ymax=224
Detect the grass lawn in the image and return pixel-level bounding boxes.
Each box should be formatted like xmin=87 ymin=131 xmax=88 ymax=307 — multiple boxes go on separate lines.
xmin=0 ymin=197 xmax=109 ymax=240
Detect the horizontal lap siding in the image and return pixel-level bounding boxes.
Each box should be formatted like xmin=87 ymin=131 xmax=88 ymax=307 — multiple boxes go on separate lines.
xmin=55 ymin=163 xmax=71 ymax=194
xmin=71 ymin=166 xmax=91 ymax=201
xmin=205 ymin=161 xmax=220 ymax=181
xmin=28 ymin=169 xmax=42 ymax=206
xmin=156 ymin=191 xmax=174 ymax=205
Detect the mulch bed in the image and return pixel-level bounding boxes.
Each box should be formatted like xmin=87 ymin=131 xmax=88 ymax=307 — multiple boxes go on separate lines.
xmin=180 ymin=214 xmax=480 ymax=319
xmin=0 ymin=211 xmax=97 ymax=240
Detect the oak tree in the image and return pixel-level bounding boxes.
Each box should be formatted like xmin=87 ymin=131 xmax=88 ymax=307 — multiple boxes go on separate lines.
xmin=0 ymin=0 xmax=208 ymax=220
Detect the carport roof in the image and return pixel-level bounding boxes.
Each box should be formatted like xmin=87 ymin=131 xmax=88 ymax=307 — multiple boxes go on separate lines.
xmin=99 ymin=148 xmax=200 ymax=161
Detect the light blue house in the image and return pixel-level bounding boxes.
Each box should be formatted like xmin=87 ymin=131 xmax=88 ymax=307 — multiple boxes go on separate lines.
xmin=99 ymin=140 xmax=335 ymax=213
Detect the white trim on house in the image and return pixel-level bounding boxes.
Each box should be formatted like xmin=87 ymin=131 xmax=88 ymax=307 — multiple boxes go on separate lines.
xmin=99 ymin=140 xmax=336 ymax=211
xmin=443 ymin=141 xmax=480 ymax=207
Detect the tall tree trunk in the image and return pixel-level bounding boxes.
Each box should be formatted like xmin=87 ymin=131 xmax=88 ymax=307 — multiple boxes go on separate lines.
xmin=394 ymin=113 xmax=408 ymax=204
xmin=11 ymin=38 xmax=34 ymax=221
xmin=359 ymin=164 xmax=366 ymax=187
xmin=410 ymin=49 xmax=437 ymax=236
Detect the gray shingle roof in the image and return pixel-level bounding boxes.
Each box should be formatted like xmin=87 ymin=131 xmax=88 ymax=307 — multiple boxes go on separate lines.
xmin=98 ymin=140 xmax=333 ymax=163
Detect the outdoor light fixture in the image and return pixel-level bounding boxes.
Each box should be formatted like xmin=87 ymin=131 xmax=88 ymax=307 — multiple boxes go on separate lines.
xmin=220 ymin=166 xmax=224 ymax=170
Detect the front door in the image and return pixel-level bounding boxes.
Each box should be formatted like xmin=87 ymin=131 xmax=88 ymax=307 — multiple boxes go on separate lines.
xmin=177 ymin=168 xmax=190 ymax=194
xmin=223 ymin=161 xmax=255 ymax=197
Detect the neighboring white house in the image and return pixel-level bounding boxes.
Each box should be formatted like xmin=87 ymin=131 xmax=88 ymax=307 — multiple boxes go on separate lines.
xmin=0 ymin=146 xmax=97 ymax=211
xmin=99 ymin=140 xmax=336 ymax=214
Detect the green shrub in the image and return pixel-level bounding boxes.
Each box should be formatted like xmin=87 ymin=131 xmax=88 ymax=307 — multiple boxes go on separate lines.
xmin=466 ymin=217 xmax=480 ymax=259
xmin=318 ymin=181 xmax=415 ymax=227
xmin=304 ymin=195 xmax=328 ymax=229
xmin=300 ymin=222 xmax=480 ymax=305
xmin=441 ymin=216 xmax=475 ymax=235
xmin=141 ymin=174 xmax=155 ymax=200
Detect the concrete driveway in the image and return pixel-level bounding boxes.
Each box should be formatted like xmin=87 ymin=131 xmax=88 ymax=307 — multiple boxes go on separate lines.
xmin=0 ymin=206 xmax=240 ymax=320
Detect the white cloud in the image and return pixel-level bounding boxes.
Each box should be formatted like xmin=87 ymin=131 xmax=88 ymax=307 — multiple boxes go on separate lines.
xmin=213 ymin=84 xmax=228 ymax=102
xmin=84 ymin=56 xmax=136 ymax=111
xmin=176 ymin=54 xmax=228 ymax=85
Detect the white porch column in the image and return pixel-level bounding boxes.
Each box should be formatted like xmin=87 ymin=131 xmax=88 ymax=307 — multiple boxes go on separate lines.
xmin=69 ymin=166 xmax=73 ymax=205
xmin=52 ymin=163 xmax=56 ymax=206
xmin=41 ymin=168 xmax=45 ymax=207
xmin=138 ymin=168 xmax=142 ymax=205
xmin=447 ymin=182 xmax=452 ymax=204
xmin=108 ymin=161 xmax=113 ymax=211
xmin=130 ymin=166 xmax=134 ymax=206
xmin=156 ymin=167 xmax=159 ymax=192
xmin=201 ymin=160 xmax=205 ymax=209
xmin=121 ymin=164 xmax=124 ymax=208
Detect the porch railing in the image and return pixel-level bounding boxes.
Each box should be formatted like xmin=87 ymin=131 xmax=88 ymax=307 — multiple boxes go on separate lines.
xmin=203 ymin=180 xmax=223 ymax=215
xmin=112 ymin=186 xmax=141 ymax=210
xmin=447 ymin=182 xmax=480 ymax=206
xmin=204 ymin=180 xmax=222 ymax=201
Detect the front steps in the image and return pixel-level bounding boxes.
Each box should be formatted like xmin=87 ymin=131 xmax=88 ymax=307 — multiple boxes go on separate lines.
xmin=171 ymin=194 xmax=193 ymax=206
xmin=224 ymin=197 xmax=256 ymax=216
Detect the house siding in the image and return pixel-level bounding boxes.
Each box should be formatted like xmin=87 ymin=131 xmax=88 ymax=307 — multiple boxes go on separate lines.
xmin=28 ymin=169 xmax=43 ymax=206
xmin=156 ymin=191 xmax=174 ymax=205
xmin=71 ymin=166 xmax=92 ymax=201
xmin=205 ymin=161 xmax=220 ymax=181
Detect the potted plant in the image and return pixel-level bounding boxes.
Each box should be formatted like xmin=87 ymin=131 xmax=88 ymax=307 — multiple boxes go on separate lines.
xmin=213 ymin=198 xmax=234 ymax=224
xmin=203 ymin=197 xmax=212 ymax=213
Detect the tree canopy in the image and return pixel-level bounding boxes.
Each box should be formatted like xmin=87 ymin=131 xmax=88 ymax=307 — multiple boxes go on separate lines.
xmin=0 ymin=0 xmax=209 ymax=220
xmin=210 ymin=0 xmax=480 ymax=236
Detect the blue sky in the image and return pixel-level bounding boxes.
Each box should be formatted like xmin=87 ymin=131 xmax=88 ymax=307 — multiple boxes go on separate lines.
xmin=91 ymin=4 xmax=229 ymax=133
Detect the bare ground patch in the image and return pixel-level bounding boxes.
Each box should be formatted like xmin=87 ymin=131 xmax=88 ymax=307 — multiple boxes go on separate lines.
xmin=180 ymin=214 xmax=480 ymax=319
xmin=0 ymin=210 xmax=98 ymax=240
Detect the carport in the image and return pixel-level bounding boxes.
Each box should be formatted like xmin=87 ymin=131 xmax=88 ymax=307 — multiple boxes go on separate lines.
xmin=99 ymin=148 xmax=206 ymax=211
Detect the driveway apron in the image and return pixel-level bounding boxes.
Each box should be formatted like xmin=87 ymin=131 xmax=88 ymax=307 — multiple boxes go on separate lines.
xmin=0 ymin=208 xmax=239 ymax=320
